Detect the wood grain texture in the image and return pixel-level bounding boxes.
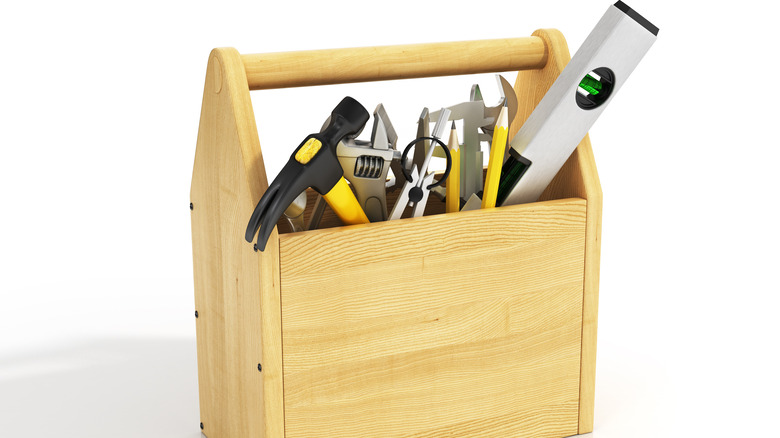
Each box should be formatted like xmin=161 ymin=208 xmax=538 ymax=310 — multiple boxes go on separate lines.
xmin=190 ymin=29 xmax=603 ymax=438
xmin=543 ymin=141 xmax=602 ymax=434
xmin=278 ymin=199 xmax=587 ymax=438
xmin=274 ymin=179 xmax=451 ymax=235
xmin=507 ymin=29 xmax=570 ymax=148
xmin=538 ymin=137 xmax=602 ymax=436
xmin=242 ymin=37 xmax=547 ymax=90
xmin=190 ymin=47 xmax=284 ymax=438
xmin=576 ymin=141 xmax=602 ymax=435
xmin=514 ymin=29 xmax=603 ymax=434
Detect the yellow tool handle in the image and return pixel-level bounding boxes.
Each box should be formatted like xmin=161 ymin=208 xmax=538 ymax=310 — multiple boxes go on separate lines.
xmin=482 ymin=124 xmax=509 ymax=209
xmin=322 ymin=177 xmax=370 ymax=225
xmin=446 ymin=148 xmax=461 ymax=213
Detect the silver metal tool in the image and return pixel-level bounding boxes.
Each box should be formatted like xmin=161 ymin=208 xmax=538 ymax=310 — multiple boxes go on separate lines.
xmin=283 ymin=191 xmax=307 ymax=232
xmin=389 ymin=108 xmax=452 ymax=220
xmin=410 ymin=108 xmax=430 ymax=177
xmin=428 ymin=75 xmax=518 ymax=200
xmin=460 ymin=193 xmax=482 ymax=211
xmin=306 ymin=194 xmax=327 ymax=231
xmin=480 ymin=75 xmax=518 ymax=139
xmin=499 ymin=1 xmax=658 ymax=206
xmin=336 ymin=104 xmax=400 ymax=222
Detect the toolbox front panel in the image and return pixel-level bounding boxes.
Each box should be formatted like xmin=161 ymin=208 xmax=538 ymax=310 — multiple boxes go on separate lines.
xmin=278 ymin=198 xmax=587 ymax=438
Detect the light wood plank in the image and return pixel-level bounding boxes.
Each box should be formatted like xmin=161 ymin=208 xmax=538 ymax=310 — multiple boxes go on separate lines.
xmin=540 ymin=139 xmax=602 ymax=434
xmin=259 ymin=234 xmax=285 ymax=438
xmin=280 ymin=199 xmax=586 ymax=275
xmin=279 ymin=199 xmax=586 ymax=437
xmin=191 ymin=47 xmax=284 ymax=438
xmin=520 ymin=29 xmax=603 ymax=434
xmin=284 ymin=329 xmax=581 ymax=438
xmin=242 ymin=37 xmax=547 ymax=90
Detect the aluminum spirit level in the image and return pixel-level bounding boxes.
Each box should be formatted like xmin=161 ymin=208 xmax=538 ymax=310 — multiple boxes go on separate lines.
xmin=498 ymin=1 xmax=658 ymax=206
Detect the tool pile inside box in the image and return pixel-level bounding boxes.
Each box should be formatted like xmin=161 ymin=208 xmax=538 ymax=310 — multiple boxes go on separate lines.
xmin=245 ymin=0 xmax=658 ymax=252
xmin=245 ymin=75 xmax=516 ymax=250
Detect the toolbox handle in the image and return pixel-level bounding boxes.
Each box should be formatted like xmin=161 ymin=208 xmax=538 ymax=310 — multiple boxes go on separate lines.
xmin=241 ymin=37 xmax=547 ymax=90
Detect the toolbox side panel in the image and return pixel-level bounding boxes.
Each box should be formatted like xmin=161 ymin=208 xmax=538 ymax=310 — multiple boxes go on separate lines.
xmin=541 ymin=137 xmax=603 ymax=435
xmin=514 ymin=29 xmax=603 ymax=434
xmin=532 ymin=29 xmax=603 ymax=434
xmin=279 ymin=199 xmax=586 ymax=438
xmin=191 ymin=48 xmax=284 ymax=438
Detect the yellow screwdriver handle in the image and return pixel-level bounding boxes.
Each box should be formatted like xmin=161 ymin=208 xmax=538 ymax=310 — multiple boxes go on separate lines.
xmin=322 ymin=177 xmax=370 ymax=225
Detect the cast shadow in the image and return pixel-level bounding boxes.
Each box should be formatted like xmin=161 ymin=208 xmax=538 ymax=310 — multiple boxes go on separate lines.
xmin=0 ymin=337 xmax=204 ymax=438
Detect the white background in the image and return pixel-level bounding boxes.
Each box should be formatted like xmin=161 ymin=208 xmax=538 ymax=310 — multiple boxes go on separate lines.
xmin=2 ymin=0 xmax=779 ymax=437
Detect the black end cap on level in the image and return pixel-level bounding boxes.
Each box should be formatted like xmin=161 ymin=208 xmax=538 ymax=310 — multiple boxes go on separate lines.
xmin=614 ymin=1 xmax=659 ymax=36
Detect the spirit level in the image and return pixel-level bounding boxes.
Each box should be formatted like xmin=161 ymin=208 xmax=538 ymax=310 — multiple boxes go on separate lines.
xmin=498 ymin=1 xmax=658 ymax=206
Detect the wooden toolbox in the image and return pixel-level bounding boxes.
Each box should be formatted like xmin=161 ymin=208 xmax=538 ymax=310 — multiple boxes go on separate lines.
xmin=190 ymin=29 xmax=602 ymax=438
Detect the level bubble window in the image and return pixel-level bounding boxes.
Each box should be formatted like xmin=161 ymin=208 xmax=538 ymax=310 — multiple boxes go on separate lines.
xmin=576 ymin=67 xmax=615 ymax=110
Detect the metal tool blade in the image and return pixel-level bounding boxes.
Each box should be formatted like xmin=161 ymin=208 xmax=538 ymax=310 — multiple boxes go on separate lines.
xmin=283 ymin=191 xmax=307 ymax=232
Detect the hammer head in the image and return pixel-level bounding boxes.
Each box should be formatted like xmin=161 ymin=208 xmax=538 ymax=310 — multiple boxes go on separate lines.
xmin=245 ymin=97 xmax=369 ymax=251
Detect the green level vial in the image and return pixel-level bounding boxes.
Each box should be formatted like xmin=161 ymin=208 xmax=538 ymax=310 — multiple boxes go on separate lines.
xmin=575 ymin=67 xmax=615 ymax=110
xmin=579 ymin=74 xmax=603 ymax=95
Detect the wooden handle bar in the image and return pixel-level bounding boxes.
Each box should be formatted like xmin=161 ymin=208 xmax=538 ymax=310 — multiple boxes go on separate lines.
xmin=241 ymin=37 xmax=547 ymax=90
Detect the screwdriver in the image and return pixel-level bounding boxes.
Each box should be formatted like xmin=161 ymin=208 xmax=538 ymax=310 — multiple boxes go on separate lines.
xmin=245 ymin=96 xmax=370 ymax=251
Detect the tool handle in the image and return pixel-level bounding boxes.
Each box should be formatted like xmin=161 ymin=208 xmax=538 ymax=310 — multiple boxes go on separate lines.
xmin=241 ymin=37 xmax=547 ymax=90
xmin=322 ymin=178 xmax=370 ymax=225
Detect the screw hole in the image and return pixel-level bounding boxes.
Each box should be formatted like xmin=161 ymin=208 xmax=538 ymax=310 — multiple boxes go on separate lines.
xmin=257 ymin=363 xmax=262 ymax=372
xmin=200 ymin=422 xmax=204 ymax=430
xmin=190 ymin=203 xmax=194 ymax=210
xmin=195 ymin=310 xmax=199 ymax=318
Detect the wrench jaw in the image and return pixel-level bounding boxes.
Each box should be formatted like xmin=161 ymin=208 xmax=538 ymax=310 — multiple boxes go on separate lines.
xmin=337 ymin=146 xmax=395 ymax=222
xmin=481 ymin=75 xmax=518 ymax=138
xmin=336 ymin=104 xmax=399 ymax=222
xmin=425 ymin=75 xmax=518 ymax=201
